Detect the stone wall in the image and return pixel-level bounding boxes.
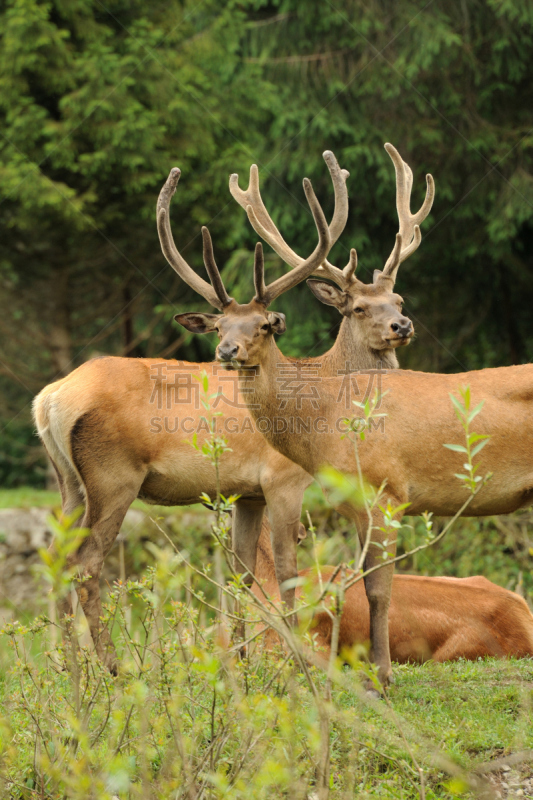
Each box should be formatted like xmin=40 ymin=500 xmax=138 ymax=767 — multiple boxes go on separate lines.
xmin=0 ymin=508 xmax=52 ymax=618
xmin=0 ymin=505 xmax=215 ymax=623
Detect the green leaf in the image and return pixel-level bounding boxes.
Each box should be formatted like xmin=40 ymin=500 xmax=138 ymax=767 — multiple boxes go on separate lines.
xmin=471 ymin=439 xmax=490 ymax=457
xmin=443 ymin=443 xmax=468 ymax=453
xmin=449 ymin=393 xmax=465 ymax=416
xmin=467 ymin=400 xmax=485 ymax=423
xmin=467 ymin=432 xmax=489 ymax=445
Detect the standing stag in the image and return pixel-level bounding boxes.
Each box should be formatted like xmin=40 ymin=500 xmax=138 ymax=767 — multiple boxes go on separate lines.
xmin=33 ymin=146 xmax=432 ymax=671
xmin=178 ymin=160 xmax=533 ymax=689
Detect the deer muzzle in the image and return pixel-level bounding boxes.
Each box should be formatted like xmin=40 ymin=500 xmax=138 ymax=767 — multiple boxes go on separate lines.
xmin=389 ymin=318 xmax=413 ymax=339
xmin=216 ymin=342 xmax=248 ymax=365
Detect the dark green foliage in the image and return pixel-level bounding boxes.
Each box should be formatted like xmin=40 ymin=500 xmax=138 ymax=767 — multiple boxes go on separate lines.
xmin=238 ymin=0 xmax=533 ymax=370
xmin=0 ymin=0 xmax=533 ymax=483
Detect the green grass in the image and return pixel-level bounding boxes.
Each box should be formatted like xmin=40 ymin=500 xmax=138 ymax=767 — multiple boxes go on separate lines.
xmin=0 ymin=487 xmax=62 ymax=509
xmin=334 ymin=658 xmax=533 ymax=797
xmin=0 ymin=495 xmax=532 ymax=798
xmin=385 ymin=659 xmax=533 ymax=764
xmin=1 ymin=627 xmax=531 ymax=799
xmin=0 ymin=487 xmax=219 ymax=517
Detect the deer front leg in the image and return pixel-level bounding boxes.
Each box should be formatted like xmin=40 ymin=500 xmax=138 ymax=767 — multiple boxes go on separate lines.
xmin=362 ymin=555 xmax=394 ymax=689
xmin=355 ymin=502 xmax=399 ymax=692
xmin=232 ymin=499 xmax=266 ymax=646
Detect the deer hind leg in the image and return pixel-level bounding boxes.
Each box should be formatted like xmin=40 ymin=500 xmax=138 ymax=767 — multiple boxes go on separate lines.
xmin=72 ymin=483 xmax=141 ymax=674
xmin=432 ymin=627 xmax=504 ymax=662
xmin=48 ymin=457 xmax=86 ymax=622
xmin=68 ymin=412 xmax=146 ymax=672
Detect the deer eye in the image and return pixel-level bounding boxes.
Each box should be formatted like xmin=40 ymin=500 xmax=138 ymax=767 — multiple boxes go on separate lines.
xmin=261 ymin=323 xmax=270 ymax=332
xmin=354 ymin=307 xmax=365 ymax=314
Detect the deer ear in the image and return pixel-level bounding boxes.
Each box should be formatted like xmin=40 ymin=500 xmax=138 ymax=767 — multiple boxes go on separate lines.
xmin=174 ymin=312 xmax=219 ymax=334
xmin=307 ymin=279 xmax=347 ymax=311
xmin=267 ymin=312 xmax=286 ymax=335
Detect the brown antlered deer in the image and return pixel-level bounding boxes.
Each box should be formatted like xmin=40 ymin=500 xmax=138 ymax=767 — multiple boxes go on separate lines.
xmin=177 ymin=162 xmax=533 ymax=689
xmin=33 ymin=146 xmax=432 ymax=671
xmin=252 ymin=520 xmax=533 ymax=663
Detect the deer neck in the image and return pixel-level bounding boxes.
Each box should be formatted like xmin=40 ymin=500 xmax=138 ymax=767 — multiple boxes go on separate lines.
xmin=238 ymin=337 xmax=327 ymax=479
xmin=320 ymin=315 xmax=399 ymax=374
xmin=238 ymin=338 xmax=290 ymax=420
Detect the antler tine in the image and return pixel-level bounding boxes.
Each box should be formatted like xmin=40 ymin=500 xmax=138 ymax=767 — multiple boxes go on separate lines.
xmin=201 ymin=227 xmax=232 ymax=308
xmin=253 ymin=242 xmax=266 ymax=303
xmin=305 ymin=150 xmax=354 ymax=288
xmin=260 ymin=178 xmax=331 ymax=307
xmin=230 ymin=165 xmax=301 ymax=268
xmin=377 ymin=234 xmax=402 ymax=285
xmin=382 ymin=143 xmax=435 ymax=281
xmin=342 ymin=248 xmax=358 ymax=282
xmin=157 ymin=168 xmax=226 ymax=311
xmin=230 ymin=151 xmax=349 ymax=288
xmin=322 ymin=150 xmax=350 ymax=247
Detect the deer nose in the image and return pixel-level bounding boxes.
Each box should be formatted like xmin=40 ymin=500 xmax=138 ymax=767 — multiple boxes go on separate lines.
xmin=217 ymin=343 xmax=239 ymax=361
xmin=390 ymin=318 xmax=412 ymax=337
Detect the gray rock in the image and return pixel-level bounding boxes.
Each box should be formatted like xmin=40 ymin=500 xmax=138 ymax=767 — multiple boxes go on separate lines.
xmin=0 ymin=508 xmax=53 ymax=613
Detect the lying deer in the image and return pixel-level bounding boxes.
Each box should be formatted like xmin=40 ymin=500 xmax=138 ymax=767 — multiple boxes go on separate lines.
xmin=252 ymin=520 xmax=533 ymax=663
xmin=176 ymin=163 xmax=533 ymax=689
xmin=33 ymin=146 xmax=432 ymax=670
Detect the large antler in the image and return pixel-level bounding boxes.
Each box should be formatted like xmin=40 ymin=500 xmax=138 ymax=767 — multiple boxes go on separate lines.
xmin=253 ymin=177 xmax=331 ymax=305
xmin=158 ymin=167 xmax=330 ymax=311
xmin=230 ymin=151 xmax=354 ymax=289
xmin=157 ymin=168 xmax=232 ymax=311
xmin=378 ymin=143 xmax=435 ymax=285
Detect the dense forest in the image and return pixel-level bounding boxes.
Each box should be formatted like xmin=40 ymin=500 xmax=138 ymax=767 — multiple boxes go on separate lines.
xmin=1 ymin=0 xmax=532 ymax=485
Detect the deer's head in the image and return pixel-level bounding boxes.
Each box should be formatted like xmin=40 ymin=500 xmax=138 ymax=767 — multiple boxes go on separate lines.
xmin=158 ymin=165 xmax=331 ymax=368
xmin=176 ymin=297 xmax=288 ymax=367
xmin=307 ymin=261 xmax=412 ymax=352
xmin=227 ymin=143 xmax=434 ymax=354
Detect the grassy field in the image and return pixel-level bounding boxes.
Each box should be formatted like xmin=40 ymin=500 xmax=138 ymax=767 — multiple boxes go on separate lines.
xmin=0 ymin=487 xmax=62 ymax=509
xmin=0 ymin=605 xmax=532 ymax=799
xmin=0 ymin=488 xmax=532 ymax=798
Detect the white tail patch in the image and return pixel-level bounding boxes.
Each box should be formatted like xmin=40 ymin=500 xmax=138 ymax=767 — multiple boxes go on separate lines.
xmin=33 ymin=383 xmax=85 ymax=493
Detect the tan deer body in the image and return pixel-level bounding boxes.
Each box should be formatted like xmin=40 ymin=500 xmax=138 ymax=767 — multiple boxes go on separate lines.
xmin=253 ymin=521 xmax=533 ymax=663
xmin=242 ymin=355 xmax=533 ymax=518
xmin=226 ymin=347 xmax=533 ymax=686
xmin=35 ymin=146 xmax=430 ymax=671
